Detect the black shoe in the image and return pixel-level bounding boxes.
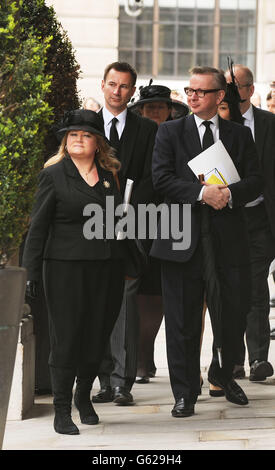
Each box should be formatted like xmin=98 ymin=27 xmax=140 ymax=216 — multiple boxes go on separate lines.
xmin=208 ymin=376 xmax=248 ymax=405
xmin=270 ymin=328 xmax=275 ymax=340
xmin=74 ymin=382 xmax=99 ymax=425
xmin=135 ymin=376 xmax=150 ymax=384
xmin=112 ymin=386 xmax=134 ymax=405
xmin=92 ymin=387 xmax=113 ymax=403
xmin=171 ymin=398 xmax=195 ymax=418
xmin=249 ymin=360 xmax=274 ymax=382
xmin=233 ymin=365 xmax=245 ymax=379
xmin=223 ymin=380 xmax=248 ymax=406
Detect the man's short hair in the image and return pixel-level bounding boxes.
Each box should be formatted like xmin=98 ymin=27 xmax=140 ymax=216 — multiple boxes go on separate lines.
xmin=189 ymin=66 xmax=227 ymax=91
xmin=103 ymin=62 xmax=137 ymax=86
xmin=231 ymin=64 xmax=254 ymax=85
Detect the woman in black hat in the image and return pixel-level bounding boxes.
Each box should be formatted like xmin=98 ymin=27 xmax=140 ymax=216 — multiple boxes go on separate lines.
xmin=129 ymin=80 xmax=189 ymax=125
xmin=22 ymin=109 xmax=125 ymax=435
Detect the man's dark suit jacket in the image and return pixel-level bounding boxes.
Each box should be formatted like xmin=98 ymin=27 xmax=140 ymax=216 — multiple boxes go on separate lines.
xmin=150 ymin=113 xmax=263 ymax=267
xmin=253 ymin=105 xmax=275 ymax=237
xmin=98 ymin=109 xmax=158 ymax=208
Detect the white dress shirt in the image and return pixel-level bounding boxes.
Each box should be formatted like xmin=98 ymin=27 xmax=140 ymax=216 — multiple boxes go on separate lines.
xmin=102 ymin=107 xmax=127 ymax=140
xmin=194 ymin=113 xmax=219 ymax=145
xmin=242 ymin=104 xmax=255 ymax=139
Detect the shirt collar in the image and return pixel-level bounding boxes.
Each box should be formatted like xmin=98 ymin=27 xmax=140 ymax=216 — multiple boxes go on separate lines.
xmin=194 ymin=113 xmax=219 ymax=129
xmin=242 ymin=104 xmax=254 ymax=122
xmin=102 ymin=106 xmax=127 ymax=126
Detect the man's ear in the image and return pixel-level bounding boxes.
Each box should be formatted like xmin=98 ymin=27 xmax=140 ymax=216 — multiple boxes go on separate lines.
xmin=217 ymin=89 xmax=226 ymax=105
xmin=249 ymin=84 xmax=255 ymax=99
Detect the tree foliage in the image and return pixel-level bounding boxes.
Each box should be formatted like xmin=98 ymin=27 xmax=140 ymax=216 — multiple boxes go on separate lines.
xmin=0 ymin=0 xmax=81 ymax=264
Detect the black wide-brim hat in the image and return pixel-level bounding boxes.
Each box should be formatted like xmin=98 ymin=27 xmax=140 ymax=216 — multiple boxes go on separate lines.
xmin=128 ymin=80 xmax=189 ymax=116
xmin=55 ymin=109 xmax=106 ymax=142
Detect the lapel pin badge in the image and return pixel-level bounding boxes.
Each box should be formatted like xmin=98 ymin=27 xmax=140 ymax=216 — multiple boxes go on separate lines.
xmin=103 ymin=180 xmax=111 ymax=189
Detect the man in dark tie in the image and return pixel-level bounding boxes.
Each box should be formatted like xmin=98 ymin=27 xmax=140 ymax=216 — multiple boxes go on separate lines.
xmin=151 ymin=66 xmax=262 ymax=417
xmin=92 ymin=62 xmax=158 ymax=405
xmin=225 ymin=65 xmax=275 ymax=382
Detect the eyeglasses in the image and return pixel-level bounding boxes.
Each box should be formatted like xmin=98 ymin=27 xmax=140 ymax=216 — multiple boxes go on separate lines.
xmin=184 ymin=87 xmax=221 ymax=98
xmin=236 ymin=83 xmax=253 ymax=89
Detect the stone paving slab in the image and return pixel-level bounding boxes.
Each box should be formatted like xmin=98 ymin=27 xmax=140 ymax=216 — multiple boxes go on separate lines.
xmin=3 ymin=277 xmax=275 ymax=451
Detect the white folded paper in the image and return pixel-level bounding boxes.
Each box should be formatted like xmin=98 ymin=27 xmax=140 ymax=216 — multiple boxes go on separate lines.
xmin=116 ymin=178 xmax=134 ymax=240
xmin=188 ymin=139 xmax=240 ymax=185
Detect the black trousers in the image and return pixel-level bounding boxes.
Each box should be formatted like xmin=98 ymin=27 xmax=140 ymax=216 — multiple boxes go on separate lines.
xmin=236 ymin=204 xmax=275 ymax=365
xmin=161 ymin=246 xmax=250 ymax=402
xmin=43 ymin=259 xmax=124 ymax=380
xmin=98 ymin=278 xmax=141 ymax=390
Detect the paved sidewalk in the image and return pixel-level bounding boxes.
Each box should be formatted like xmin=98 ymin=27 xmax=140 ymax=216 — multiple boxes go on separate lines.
xmin=3 ymin=277 xmax=275 ymax=451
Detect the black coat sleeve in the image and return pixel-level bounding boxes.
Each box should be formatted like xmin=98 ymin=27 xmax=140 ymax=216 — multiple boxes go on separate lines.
xmin=152 ymin=123 xmax=202 ymax=205
xmin=131 ymin=121 xmax=158 ymax=207
xmin=22 ymin=170 xmax=56 ymax=280
xmin=228 ymin=126 xmax=263 ymax=208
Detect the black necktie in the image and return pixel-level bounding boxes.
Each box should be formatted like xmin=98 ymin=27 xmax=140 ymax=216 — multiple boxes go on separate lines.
xmin=202 ymin=121 xmax=214 ymax=150
xmin=109 ymin=117 xmax=120 ymax=152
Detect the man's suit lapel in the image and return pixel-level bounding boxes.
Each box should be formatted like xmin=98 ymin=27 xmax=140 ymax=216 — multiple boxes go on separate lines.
xmin=119 ymin=110 xmax=138 ymax=173
xmin=98 ymin=108 xmax=135 ymax=174
xmin=184 ymin=114 xmax=203 ymax=160
xmin=253 ymin=105 xmax=266 ymax=161
xmin=218 ymin=116 xmax=234 ymax=155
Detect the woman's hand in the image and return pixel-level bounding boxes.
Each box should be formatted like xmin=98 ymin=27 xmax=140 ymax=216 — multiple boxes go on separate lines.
xmin=25 ymin=280 xmax=39 ymax=299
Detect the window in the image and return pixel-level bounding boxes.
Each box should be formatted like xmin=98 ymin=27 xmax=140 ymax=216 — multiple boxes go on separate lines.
xmin=119 ymin=0 xmax=257 ymax=78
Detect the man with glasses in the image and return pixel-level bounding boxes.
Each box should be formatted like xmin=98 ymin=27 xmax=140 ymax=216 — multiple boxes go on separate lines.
xmin=225 ymin=65 xmax=275 ymax=383
xmin=151 ymin=66 xmax=262 ymax=418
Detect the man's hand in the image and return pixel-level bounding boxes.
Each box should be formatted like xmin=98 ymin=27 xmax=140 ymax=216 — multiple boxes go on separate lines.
xmin=202 ymin=184 xmax=230 ymax=210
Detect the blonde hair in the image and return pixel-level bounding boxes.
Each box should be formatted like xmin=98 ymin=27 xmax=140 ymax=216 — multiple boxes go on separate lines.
xmin=44 ymin=132 xmax=121 ymax=175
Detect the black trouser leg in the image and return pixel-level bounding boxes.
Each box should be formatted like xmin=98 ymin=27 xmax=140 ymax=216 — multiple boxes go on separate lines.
xmin=236 ymin=213 xmax=275 ymax=366
xmin=109 ymin=278 xmax=140 ymax=391
xmin=208 ymin=263 xmax=250 ymax=386
xmin=136 ymin=295 xmax=163 ymax=377
xmin=161 ymin=260 xmax=204 ymax=403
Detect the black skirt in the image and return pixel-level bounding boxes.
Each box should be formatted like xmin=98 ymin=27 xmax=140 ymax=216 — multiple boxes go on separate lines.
xmin=43 ymin=258 xmax=124 ymax=369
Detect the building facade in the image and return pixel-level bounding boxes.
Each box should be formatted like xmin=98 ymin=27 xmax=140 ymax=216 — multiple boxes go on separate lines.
xmin=46 ymin=0 xmax=275 ymax=108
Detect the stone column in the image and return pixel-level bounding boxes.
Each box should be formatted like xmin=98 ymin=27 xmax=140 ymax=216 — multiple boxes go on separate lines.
xmin=45 ymin=0 xmax=119 ymax=104
xmin=256 ymin=0 xmax=275 ymax=82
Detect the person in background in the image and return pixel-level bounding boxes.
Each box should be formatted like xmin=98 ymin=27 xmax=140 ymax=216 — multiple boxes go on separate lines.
xmin=250 ymin=91 xmax=261 ymax=108
xmin=266 ymin=91 xmax=275 ymax=114
xmin=225 ymin=65 xmax=275 ymax=382
xmin=23 ymin=109 xmax=125 ymax=435
xmin=83 ymin=96 xmax=101 ymax=112
xmin=128 ymin=81 xmax=189 ymax=383
xmin=92 ymin=62 xmax=158 ymax=405
xmin=266 ymin=92 xmax=273 ymax=113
